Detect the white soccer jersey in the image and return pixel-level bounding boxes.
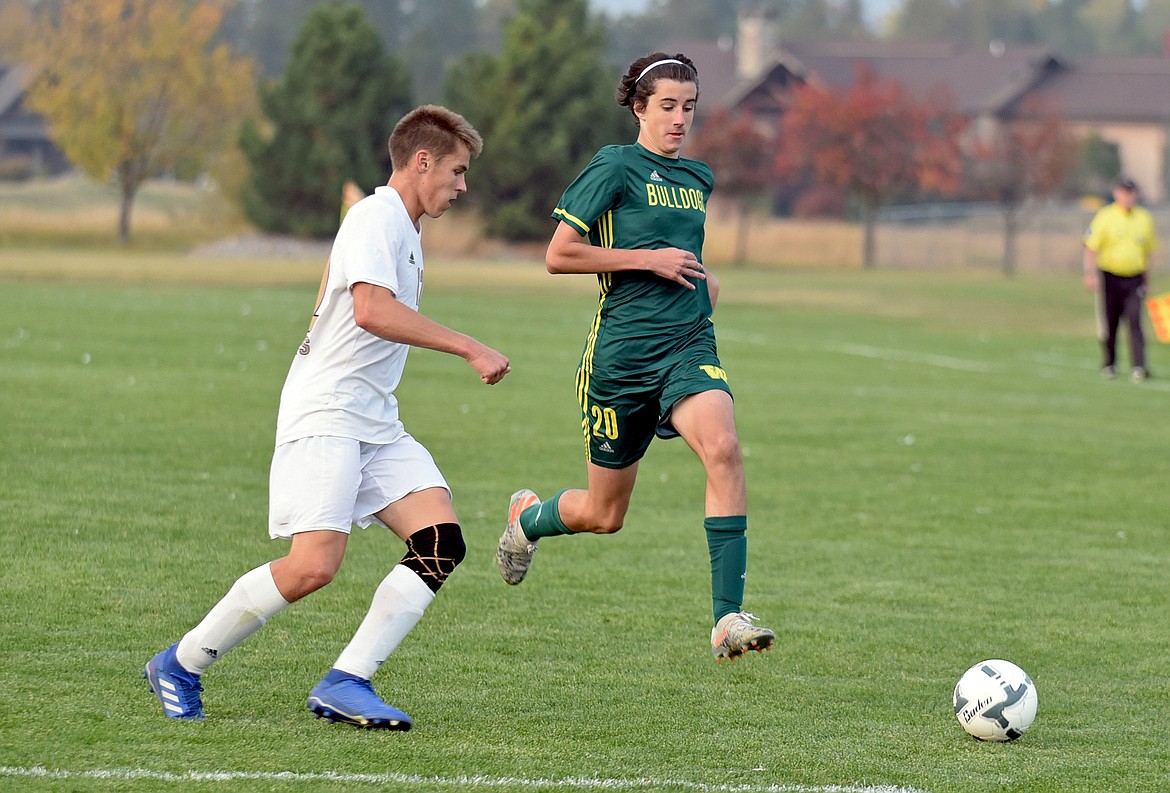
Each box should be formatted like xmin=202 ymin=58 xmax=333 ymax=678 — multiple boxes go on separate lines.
xmin=275 ymin=186 xmax=423 ymax=446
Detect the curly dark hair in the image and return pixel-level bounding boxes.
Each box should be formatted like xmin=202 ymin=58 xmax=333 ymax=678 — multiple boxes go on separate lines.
xmin=615 ymin=52 xmax=699 ymax=123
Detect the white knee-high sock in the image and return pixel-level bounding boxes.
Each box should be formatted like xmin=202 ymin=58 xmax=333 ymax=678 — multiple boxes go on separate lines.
xmin=176 ymin=563 xmax=289 ymax=675
xmin=332 ymin=565 xmax=435 ymax=680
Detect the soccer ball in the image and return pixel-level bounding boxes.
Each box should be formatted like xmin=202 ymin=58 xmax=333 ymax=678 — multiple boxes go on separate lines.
xmin=953 ymin=659 xmax=1038 ymax=741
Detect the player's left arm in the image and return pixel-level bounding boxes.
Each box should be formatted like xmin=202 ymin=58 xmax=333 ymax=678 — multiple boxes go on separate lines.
xmin=1145 ymin=210 xmax=1158 ymax=264
xmin=1082 ymin=215 xmax=1103 ymax=291
xmin=352 ymin=281 xmax=510 ymax=385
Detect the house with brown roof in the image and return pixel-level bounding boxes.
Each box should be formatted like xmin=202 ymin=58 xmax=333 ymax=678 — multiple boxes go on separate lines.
xmin=674 ymin=11 xmax=1170 ymax=202
xmin=1019 ymin=55 xmax=1170 ymax=201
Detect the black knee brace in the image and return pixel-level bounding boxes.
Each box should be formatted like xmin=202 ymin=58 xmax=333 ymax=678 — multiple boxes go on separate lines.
xmin=400 ymin=523 xmax=466 ymax=593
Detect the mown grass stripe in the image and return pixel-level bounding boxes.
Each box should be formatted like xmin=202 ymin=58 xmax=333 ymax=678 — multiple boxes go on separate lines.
xmin=0 ymin=766 xmax=928 ymax=793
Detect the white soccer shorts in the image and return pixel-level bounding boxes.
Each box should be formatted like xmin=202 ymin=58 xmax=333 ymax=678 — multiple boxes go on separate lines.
xmin=268 ymin=434 xmax=449 ymax=539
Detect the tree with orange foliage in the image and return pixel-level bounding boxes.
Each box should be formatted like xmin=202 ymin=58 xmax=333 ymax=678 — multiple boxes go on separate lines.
xmin=775 ymin=64 xmax=965 ymax=268
xmin=967 ymin=96 xmax=1078 ymax=276
xmin=688 ymin=109 xmax=775 ymax=266
xmin=21 ymin=0 xmax=254 ymax=243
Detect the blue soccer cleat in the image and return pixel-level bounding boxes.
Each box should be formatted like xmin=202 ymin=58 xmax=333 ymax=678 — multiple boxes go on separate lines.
xmin=307 ymin=669 xmax=412 ymax=730
xmin=144 ymin=643 xmax=204 ymax=719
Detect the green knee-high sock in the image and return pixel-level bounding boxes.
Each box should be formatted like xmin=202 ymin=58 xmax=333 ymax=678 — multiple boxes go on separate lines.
xmin=705 ymin=516 xmax=747 ymax=623
xmin=519 ymin=489 xmax=573 ymax=540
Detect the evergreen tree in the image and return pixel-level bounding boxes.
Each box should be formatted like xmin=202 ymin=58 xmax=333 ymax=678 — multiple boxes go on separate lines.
xmin=1076 ymin=133 xmax=1122 ymax=197
xmin=1035 ymin=0 xmax=1098 ymax=54
xmin=834 ymin=0 xmax=871 ymax=38
xmin=219 ymin=0 xmax=477 ymax=93
xmin=400 ymin=0 xmax=479 ymax=103
xmin=240 ymin=2 xmax=411 ymax=238
xmin=220 ymin=0 xmax=320 ymax=78
xmin=446 ymin=0 xmax=627 ymax=241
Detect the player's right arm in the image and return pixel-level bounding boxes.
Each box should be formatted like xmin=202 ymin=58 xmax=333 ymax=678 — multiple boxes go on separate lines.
xmin=352 ymin=282 xmax=510 ymax=385
xmin=1082 ymin=247 xmax=1099 ymax=291
xmin=545 ymin=221 xmax=704 ymax=290
xmin=1082 ymin=211 xmax=1103 ymax=291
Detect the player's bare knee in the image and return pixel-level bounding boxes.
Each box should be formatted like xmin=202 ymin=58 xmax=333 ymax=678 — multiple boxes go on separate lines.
xmin=705 ymin=432 xmax=743 ymax=471
xmin=306 ymin=568 xmax=337 ymax=592
xmin=400 ymin=523 xmax=465 ymax=593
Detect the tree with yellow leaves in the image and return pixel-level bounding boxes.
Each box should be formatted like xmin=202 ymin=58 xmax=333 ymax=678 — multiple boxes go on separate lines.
xmin=20 ymin=0 xmax=255 ymax=243
xmin=0 ymin=1 xmax=33 ymax=55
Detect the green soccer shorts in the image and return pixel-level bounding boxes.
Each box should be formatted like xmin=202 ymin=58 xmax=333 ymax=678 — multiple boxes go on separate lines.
xmin=576 ymin=330 xmax=732 ymax=469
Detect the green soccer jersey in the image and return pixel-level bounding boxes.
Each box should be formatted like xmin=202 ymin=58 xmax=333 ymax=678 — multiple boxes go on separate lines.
xmin=552 ymin=143 xmax=715 ymax=367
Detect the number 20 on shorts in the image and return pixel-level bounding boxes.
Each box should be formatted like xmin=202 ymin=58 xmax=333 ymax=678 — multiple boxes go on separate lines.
xmin=590 ymin=405 xmax=619 ymax=439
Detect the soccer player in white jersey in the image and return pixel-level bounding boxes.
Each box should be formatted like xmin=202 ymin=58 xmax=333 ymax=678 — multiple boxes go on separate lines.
xmin=144 ymin=105 xmax=509 ymax=730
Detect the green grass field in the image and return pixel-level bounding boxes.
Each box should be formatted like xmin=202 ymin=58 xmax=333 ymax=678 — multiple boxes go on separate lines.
xmin=1 ymin=252 xmax=1167 ymax=792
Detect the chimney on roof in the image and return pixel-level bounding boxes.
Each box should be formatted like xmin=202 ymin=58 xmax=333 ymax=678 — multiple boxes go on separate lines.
xmin=736 ymin=6 xmax=779 ymax=80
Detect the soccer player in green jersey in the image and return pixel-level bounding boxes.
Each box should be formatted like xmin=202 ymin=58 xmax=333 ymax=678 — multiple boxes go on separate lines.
xmin=496 ymin=52 xmax=775 ymax=662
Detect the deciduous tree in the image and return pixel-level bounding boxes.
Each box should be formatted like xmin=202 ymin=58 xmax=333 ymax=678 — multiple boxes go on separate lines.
xmin=688 ymin=110 xmax=775 ymax=266
xmin=0 ymin=0 xmax=33 ymax=55
xmin=775 ymin=64 xmax=965 ymax=267
xmin=22 ymin=0 xmax=255 ymax=243
xmin=967 ymin=96 xmax=1078 ymax=275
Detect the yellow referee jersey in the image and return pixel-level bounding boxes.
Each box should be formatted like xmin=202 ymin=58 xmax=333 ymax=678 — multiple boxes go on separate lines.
xmin=1084 ymin=202 xmax=1157 ymax=276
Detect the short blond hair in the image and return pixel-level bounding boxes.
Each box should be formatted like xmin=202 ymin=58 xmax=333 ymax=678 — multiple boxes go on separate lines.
xmin=388 ymin=105 xmax=483 ymax=170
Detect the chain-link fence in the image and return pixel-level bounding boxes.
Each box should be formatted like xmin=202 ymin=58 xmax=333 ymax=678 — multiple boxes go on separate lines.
xmin=872 ymin=202 xmax=1170 ymax=274
xmin=677 ymin=199 xmax=1170 ymax=272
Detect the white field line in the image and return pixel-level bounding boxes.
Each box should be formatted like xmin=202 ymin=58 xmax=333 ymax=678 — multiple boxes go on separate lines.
xmin=1017 ymin=351 xmax=1093 ymax=370
xmin=824 ymin=343 xmax=994 ymax=373
xmin=0 ymin=765 xmax=928 ymax=793
xmin=1020 ymin=351 xmax=1170 ymax=389
xmin=719 ymin=331 xmax=993 ymax=374
xmin=714 ymin=328 xmax=770 ymax=346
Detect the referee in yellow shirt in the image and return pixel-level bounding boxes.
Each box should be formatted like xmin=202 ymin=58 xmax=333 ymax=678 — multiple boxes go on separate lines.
xmin=1083 ymin=176 xmax=1157 ymax=382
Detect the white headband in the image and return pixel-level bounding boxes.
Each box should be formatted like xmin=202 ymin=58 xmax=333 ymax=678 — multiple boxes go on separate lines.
xmin=636 ymin=58 xmax=684 ymax=83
